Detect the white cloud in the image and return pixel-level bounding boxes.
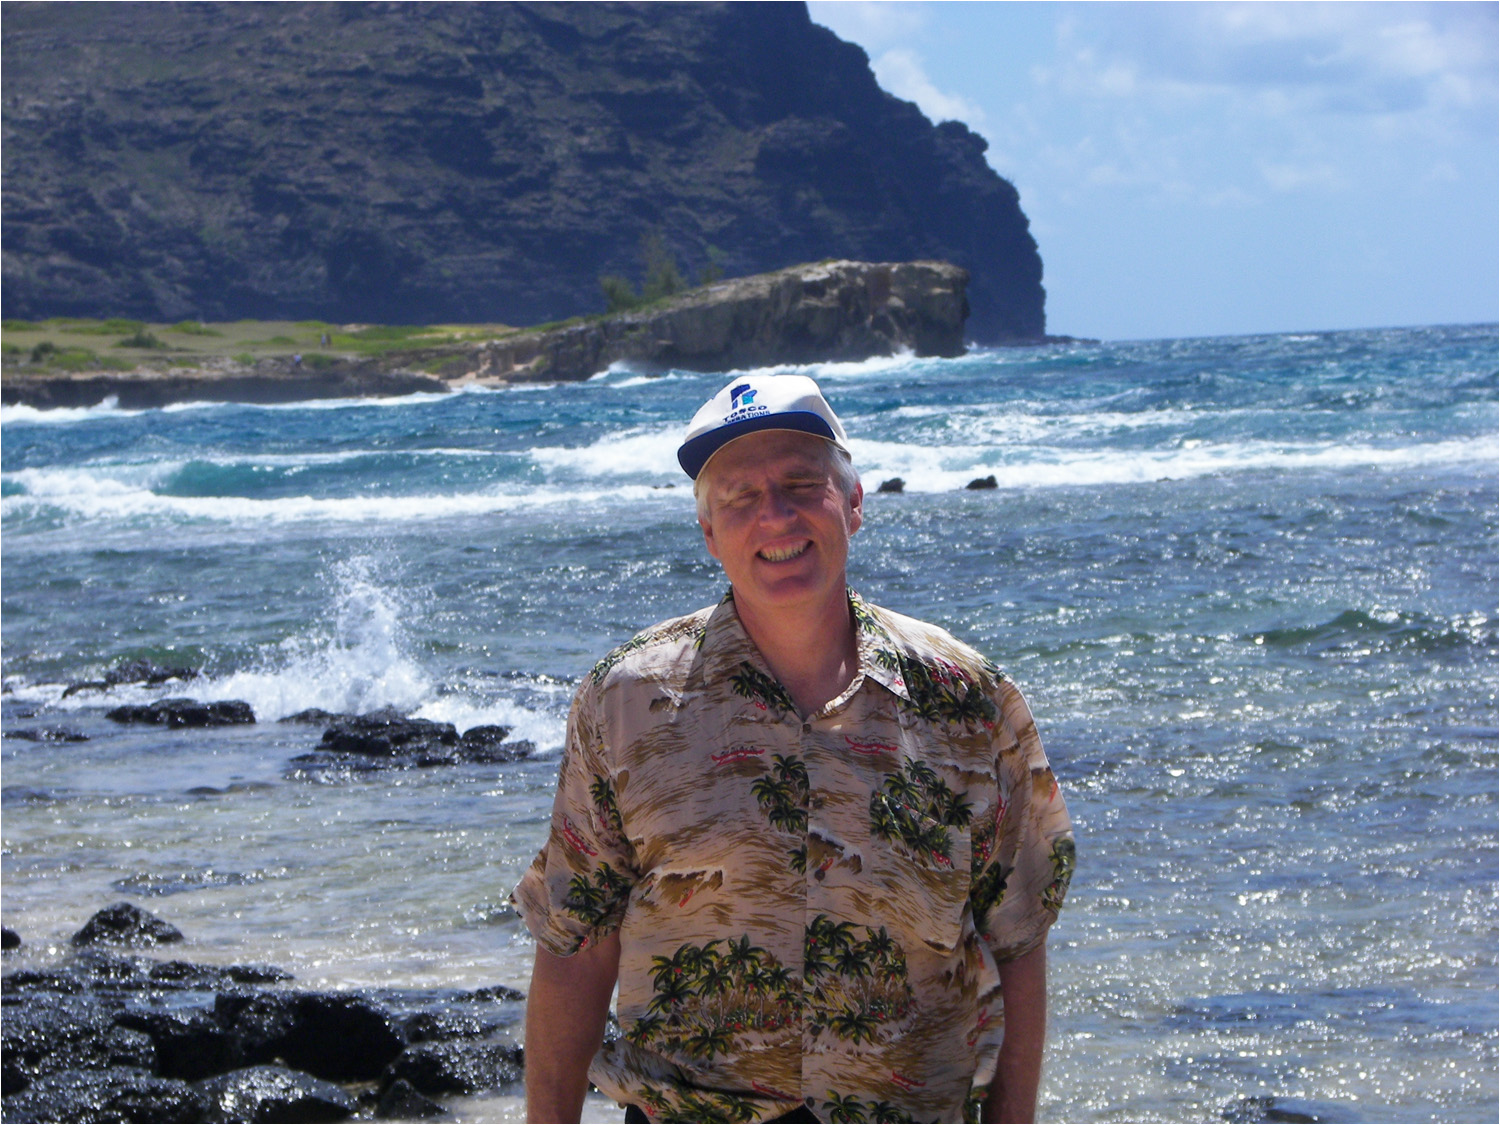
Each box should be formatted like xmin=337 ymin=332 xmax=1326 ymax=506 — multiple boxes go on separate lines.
xmin=871 ymin=48 xmax=987 ymax=125
xmin=1054 ymin=1 xmax=1497 ymax=127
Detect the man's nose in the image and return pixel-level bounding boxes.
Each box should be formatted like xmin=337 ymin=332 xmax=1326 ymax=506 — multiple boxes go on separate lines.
xmin=757 ymin=484 xmax=797 ymax=522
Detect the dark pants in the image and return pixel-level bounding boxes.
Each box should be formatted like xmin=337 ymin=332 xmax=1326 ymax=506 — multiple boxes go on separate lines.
xmin=625 ymin=1104 xmax=819 ymax=1123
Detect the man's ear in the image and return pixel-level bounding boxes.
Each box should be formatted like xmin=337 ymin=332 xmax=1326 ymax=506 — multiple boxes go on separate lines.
xmin=847 ymin=480 xmax=864 ymax=536
xmin=700 ymin=515 xmax=721 ymax=561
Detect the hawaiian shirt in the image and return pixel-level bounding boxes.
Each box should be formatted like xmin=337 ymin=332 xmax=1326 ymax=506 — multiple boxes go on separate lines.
xmin=512 ymin=590 xmax=1074 ymax=1124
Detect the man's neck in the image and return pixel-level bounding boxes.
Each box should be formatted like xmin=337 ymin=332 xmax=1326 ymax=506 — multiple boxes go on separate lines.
xmin=733 ymin=583 xmax=859 ymax=719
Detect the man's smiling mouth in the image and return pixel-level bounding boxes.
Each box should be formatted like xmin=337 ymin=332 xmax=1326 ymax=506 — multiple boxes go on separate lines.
xmin=758 ymin=541 xmax=810 ymax=563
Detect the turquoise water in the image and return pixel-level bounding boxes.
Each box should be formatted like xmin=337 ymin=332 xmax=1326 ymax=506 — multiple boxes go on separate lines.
xmin=3 ymin=325 xmax=1496 ymax=1122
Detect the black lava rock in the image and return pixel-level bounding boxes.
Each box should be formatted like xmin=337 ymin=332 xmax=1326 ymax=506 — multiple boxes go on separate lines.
xmin=965 ymin=474 xmax=999 ymax=490
xmin=381 ymin=1039 xmax=523 ymax=1096
xmin=2 ymin=1067 xmax=206 ymax=1124
xmin=71 ymin=903 xmax=184 ymax=948
xmin=1 ymin=992 xmax=141 ymax=1096
xmin=194 ymin=1065 xmax=354 ymax=1123
xmin=63 ymin=658 xmax=199 ymax=698
xmin=106 ymin=699 xmax=255 ymax=728
xmin=2 ymin=926 xmax=19 ymax=950
xmin=876 ymin=477 xmax=905 ymax=493
xmin=7 ymin=726 xmax=89 ymax=742
xmin=318 ymin=711 xmax=458 ymax=758
xmin=376 ymin=1077 xmax=449 ymax=1120
xmin=118 ymin=1008 xmax=238 ymax=1083
xmin=278 ymin=708 xmax=355 ymax=725
xmin=214 ymin=991 xmax=407 ymax=1082
xmin=1225 ymin=1096 xmax=1366 ymax=1124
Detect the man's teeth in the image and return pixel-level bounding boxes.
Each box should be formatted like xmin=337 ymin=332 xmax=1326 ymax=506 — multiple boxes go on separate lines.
xmin=759 ymin=542 xmax=809 ymax=562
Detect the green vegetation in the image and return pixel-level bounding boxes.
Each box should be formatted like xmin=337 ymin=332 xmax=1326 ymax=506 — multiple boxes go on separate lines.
xmin=597 ymin=229 xmax=693 ymax=312
xmin=0 ymin=315 xmax=517 ymax=374
xmin=116 ymin=329 xmax=168 ymax=348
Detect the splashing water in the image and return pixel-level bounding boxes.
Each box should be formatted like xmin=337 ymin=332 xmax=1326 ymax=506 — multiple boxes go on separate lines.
xmin=202 ymin=558 xmax=433 ymax=719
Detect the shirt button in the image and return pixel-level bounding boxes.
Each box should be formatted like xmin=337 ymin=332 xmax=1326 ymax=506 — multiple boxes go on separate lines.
xmin=813 ymin=868 xmax=825 ymax=881
xmin=802 ymin=722 xmax=812 ymax=733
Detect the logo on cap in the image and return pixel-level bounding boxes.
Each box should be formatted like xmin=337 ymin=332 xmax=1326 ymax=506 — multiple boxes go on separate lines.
xmin=729 ymin=383 xmax=756 ymax=411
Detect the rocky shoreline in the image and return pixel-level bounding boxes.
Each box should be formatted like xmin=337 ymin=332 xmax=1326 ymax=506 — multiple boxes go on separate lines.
xmin=3 ymin=902 xmax=533 ymax=1123
xmin=2 ymin=260 xmax=975 ymax=411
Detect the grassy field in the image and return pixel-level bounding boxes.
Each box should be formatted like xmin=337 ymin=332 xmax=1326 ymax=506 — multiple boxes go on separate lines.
xmin=0 ymin=318 xmax=519 ymax=375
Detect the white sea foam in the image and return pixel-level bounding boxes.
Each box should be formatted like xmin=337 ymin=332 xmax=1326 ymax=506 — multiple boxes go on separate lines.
xmin=0 ymin=465 xmax=685 ymax=526
xmin=0 ymin=396 xmax=145 ymax=426
xmin=850 ymin=434 xmax=1497 ymax=492
xmin=710 ymin=349 xmax=920 ymax=383
xmin=528 ymin=423 xmax=682 ymax=478
xmin=21 ymin=558 xmax=567 ymax=750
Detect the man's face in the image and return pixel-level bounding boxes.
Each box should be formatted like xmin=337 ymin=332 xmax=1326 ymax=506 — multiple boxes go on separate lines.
xmin=697 ymin=429 xmax=863 ymax=619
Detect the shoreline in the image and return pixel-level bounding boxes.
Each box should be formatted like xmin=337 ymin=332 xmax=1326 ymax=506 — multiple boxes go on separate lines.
xmin=0 ymin=259 xmax=1037 ymax=412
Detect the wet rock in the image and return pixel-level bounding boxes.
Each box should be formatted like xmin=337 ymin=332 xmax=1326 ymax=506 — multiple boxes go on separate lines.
xmin=461 ymin=737 xmax=535 ymax=764
xmin=8 ymin=726 xmax=89 ymax=742
xmin=106 ymin=699 xmax=255 ymax=728
xmin=876 ymin=477 xmax=905 ymax=493
xmin=1225 ymin=1095 xmax=1365 ymax=1123
xmin=401 ymin=1010 xmax=497 ymax=1043
xmin=107 ymin=658 xmax=200 ymax=687
xmin=456 ymin=983 xmax=526 ymax=1004
xmin=1 ymin=1067 xmax=206 ymax=1123
xmin=2 ymin=926 xmax=19 ymax=950
xmin=377 ymin=1076 xmax=449 ymax=1119
xmin=318 ymin=711 xmax=459 ymax=757
xmin=1 ymin=992 xmax=131 ymax=1095
xmin=72 ymin=903 xmax=184 ymax=948
xmin=63 ymin=658 xmax=199 ymax=698
xmin=380 ymin=1039 xmax=522 ymax=1095
xmin=214 ymin=991 xmax=406 ymax=1081
xmin=194 ymin=1065 xmax=354 ymax=1123
xmin=118 ymin=1009 xmax=237 ymax=1082
xmin=294 ymin=713 xmax=534 ymax=773
xmin=965 ymin=474 xmax=998 ymax=490
xmin=4 ymin=950 xmax=290 ymax=996
xmin=278 ymin=708 xmax=355 ymax=725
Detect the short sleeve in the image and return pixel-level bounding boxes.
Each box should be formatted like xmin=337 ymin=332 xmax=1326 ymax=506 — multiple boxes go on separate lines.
xmin=969 ymin=677 xmax=1074 ymax=962
xmin=510 ymin=677 xmax=640 ymax=957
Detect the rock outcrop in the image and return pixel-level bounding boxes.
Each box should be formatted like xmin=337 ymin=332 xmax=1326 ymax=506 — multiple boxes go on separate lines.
xmin=470 ymin=258 xmax=968 ymax=382
xmin=1 ymin=259 xmax=969 ymax=407
xmin=2 ymin=917 xmax=528 ymax=1123
xmin=1 ymin=2 xmax=1045 ymax=342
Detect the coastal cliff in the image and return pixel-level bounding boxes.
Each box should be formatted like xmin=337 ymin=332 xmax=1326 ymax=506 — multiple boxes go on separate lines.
xmin=1 ymin=2 xmax=1044 ymax=342
xmin=1 ymin=260 xmax=968 ymax=409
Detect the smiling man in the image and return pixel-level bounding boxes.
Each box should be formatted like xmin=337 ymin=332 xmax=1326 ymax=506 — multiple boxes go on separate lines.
xmin=513 ymin=374 xmax=1074 ymax=1124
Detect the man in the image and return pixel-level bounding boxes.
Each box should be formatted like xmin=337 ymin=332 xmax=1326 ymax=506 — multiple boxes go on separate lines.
xmin=513 ymin=374 xmax=1074 ymax=1124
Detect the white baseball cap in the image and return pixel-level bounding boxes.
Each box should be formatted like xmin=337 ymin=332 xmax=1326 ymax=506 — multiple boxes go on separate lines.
xmin=677 ymin=374 xmax=851 ymax=479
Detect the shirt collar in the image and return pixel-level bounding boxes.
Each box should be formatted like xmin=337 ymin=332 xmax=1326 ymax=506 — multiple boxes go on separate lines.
xmin=699 ymin=588 xmax=912 ymax=709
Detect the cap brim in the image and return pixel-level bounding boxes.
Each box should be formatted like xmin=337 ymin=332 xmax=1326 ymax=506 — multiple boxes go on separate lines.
xmin=677 ymin=411 xmax=839 ymax=479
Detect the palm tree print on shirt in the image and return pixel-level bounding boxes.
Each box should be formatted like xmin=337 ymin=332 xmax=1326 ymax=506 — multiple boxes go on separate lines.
xmin=804 ymin=915 xmax=914 ymax=1045
xmin=751 ymin=753 xmax=810 ymax=871
xmin=729 ymin=662 xmax=796 ymax=715
xmin=563 ymin=862 xmax=633 ymax=930
xmin=869 ymin=760 xmax=973 ymax=868
xmin=635 ymin=1083 xmax=757 ymax=1124
xmin=823 ymin=1091 xmax=915 ymax=1123
xmin=630 ymin=936 xmax=801 ymax=1062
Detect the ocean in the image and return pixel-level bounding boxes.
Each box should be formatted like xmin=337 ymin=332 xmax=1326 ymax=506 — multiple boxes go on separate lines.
xmin=2 ymin=324 xmax=1496 ymax=1122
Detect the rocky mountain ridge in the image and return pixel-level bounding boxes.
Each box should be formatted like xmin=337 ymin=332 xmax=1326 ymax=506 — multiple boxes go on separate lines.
xmin=2 ymin=2 xmax=1046 ymax=342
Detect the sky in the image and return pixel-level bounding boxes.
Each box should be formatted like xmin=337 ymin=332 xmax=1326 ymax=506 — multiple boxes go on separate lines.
xmin=807 ymin=1 xmax=1499 ymax=341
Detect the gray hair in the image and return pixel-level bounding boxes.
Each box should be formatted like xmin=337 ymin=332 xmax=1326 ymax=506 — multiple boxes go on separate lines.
xmin=694 ymin=441 xmax=860 ymax=523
